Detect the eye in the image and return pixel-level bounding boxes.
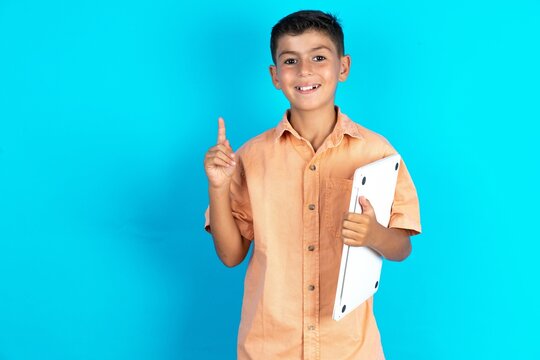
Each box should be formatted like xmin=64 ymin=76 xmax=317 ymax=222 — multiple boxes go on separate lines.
xmin=284 ymin=58 xmax=297 ymax=65
xmin=313 ymin=55 xmax=326 ymax=62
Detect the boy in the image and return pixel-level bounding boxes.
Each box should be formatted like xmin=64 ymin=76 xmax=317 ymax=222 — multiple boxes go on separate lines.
xmin=203 ymin=10 xmax=421 ymax=360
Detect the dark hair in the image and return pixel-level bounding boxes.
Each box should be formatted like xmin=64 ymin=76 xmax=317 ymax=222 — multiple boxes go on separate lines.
xmin=270 ymin=10 xmax=345 ymax=64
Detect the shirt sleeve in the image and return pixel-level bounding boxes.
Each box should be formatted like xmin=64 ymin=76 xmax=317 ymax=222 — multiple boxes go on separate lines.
xmin=204 ymin=146 xmax=255 ymax=241
xmin=388 ymin=157 xmax=422 ymax=236
xmin=382 ymin=143 xmax=422 ymax=236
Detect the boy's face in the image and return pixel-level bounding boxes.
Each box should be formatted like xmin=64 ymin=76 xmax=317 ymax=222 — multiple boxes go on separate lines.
xmin=269 ymin=30 xmax=351 ymax=113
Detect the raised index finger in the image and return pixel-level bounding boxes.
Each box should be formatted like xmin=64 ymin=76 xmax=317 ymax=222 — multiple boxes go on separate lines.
xmin=217 ymin=117 xmax=226 ymax=144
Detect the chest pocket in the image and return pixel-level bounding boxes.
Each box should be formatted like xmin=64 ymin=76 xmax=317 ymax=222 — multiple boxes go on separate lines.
xmin=322 ymin=177 xmax=353 ymax=239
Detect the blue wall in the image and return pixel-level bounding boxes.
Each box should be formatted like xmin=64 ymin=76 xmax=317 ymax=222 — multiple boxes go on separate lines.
xmin=1 ymin=1 xmax=538 ymax=359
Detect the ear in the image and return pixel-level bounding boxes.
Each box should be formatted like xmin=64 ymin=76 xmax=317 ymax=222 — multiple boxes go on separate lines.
xmin=269 ymin=65 xmax=281 ymax=89
xmin=338 ymin=55 xmax=351 ymax=82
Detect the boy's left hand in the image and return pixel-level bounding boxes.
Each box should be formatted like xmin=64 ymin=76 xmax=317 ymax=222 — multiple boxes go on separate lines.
xmin=341 ymin=196 xmax=384 ymax=248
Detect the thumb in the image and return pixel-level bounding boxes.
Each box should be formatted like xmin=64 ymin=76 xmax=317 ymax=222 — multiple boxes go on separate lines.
xmin=359 ymin=196 xmax=375 ymax=216
xmin=224 ymin=139 xmax=233 ymax=151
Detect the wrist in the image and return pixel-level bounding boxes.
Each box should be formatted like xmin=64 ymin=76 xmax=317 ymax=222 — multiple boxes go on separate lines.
xmin=209 ymin=181 xmax=231 ymax=194
xmin=370 ymin=222 xmax=387 ymax=249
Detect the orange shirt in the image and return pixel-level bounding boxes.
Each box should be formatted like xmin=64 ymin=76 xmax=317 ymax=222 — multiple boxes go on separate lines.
xmin=204 ymin=107 xmax=422 ymax=359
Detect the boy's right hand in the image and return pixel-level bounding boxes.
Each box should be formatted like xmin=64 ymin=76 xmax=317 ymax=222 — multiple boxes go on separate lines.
xmin=204 ymin=117 xmax=237 ymax=189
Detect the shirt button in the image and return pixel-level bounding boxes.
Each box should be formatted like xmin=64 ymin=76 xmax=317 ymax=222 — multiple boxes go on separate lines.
xmin=307 ymin=245 xmax=315 ymax=251
xmin=308 ymin=285 xmax=315 ymax=291
xmin=309 ymin=164 xmax=316 ymax=171
xmin=308 ymin=204 xmax=315 ymax=210
xmin=308 ymin=325 xmax=316 ymax=331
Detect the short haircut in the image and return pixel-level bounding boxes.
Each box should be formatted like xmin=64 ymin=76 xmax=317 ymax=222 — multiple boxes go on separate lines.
xmin=270 ymin=10 xmax=345 ymax=64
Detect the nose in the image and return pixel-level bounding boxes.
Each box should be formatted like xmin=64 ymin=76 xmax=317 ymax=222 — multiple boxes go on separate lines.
xmin=298 ymin=60 xmax=313 ymax=76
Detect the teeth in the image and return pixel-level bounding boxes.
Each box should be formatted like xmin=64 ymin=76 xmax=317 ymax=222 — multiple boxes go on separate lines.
xmin=297 ymin=84 xmax=319 ymax=91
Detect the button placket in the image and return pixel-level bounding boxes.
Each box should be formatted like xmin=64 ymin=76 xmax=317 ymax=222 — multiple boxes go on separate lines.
xmin=307 ymin=162 xmax=317 ymax=255
xmin=303 ymin=159 xmax=321 ymax=360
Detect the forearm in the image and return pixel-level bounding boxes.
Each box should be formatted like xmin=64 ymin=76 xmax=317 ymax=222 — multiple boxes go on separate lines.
xmin=208 ymin=185 xmax=249 ymax=267
xmin=369 ymin=227 xmax=412 ymax=262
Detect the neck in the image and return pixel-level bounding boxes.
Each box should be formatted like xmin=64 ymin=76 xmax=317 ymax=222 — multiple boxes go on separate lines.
xmin=288 ymin=105 xmax=338 ymax=151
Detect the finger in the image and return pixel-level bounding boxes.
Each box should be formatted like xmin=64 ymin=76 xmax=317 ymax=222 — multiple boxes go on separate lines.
xmin=342 ymin=219 xmax=364 ymax=232
xmin=215 ymin=144 xmax=235 ymax=162
xmin=217 ymin=117 xmax=227 ymax=144
xmin=341 ymin=228 xmax=359 ymax=240
xmin=224 ymin=139 xmax=235 ymax=158
xmin=342 ymin=237 xmax=357 ymax=246
xmin=359 ymin=196 xmax=375 ymax=215
xmin=209 ymin=146 xmax=235 ymax=165
xmin=209 ymin=144 xmax=235 ymax=161
xmin=213 ymin=156 xmax=234 ymax=168
xmin=343 ymin=233 xmax=366 ymax=247
xmin=215 ymin=150 xmax=236 ymax=167
xmin=345 ymin=212 xmax=364 ymax=222
xmin=205 ymin=150 xmax=224 ymax=166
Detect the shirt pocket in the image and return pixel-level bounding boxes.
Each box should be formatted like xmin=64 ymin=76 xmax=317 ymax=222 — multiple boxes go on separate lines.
xmin=322 ymin=177 xmax=353 ymax=239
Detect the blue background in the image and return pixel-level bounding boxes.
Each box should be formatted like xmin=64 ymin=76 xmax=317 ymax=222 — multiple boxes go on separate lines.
xmin=1 ymin=0 xmax=539 ymax=359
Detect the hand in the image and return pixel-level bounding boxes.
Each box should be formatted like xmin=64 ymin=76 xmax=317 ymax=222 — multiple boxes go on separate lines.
xmin=341 ymin=196 xmax=384 ymax=247
xmin=204 ymin=117 xmax=237 ymax=189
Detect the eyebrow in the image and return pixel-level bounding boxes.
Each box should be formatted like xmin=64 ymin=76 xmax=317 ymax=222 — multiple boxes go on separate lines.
xmin=278 ymin=46 xmax=333 ymax=59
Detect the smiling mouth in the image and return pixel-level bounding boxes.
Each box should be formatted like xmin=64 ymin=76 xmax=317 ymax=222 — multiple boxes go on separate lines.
xmin=295 ymin=84 xmax=321 ymax=92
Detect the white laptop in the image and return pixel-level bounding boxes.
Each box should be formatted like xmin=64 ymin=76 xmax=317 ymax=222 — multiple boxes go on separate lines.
xmin=333 ymin=153 xmax=401 ymax=321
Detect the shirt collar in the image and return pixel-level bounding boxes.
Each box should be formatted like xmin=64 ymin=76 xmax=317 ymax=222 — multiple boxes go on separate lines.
xmin=273 ymin=106 xmax=364 ymax=144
